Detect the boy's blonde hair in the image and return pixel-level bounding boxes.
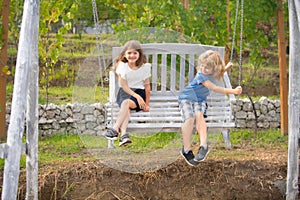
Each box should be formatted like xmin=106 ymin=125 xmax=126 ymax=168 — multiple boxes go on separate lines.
xmin=196 ymin=50 xmax=226 ymax=80
xmin=114 ymin=40 xmax=147 ymax=70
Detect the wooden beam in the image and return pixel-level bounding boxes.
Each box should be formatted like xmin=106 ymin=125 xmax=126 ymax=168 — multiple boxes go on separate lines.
xmin=2 ymin=0 xmax=40 ymax=199
xmin=0 ymin=0 xmax=10 ymax=139
xmin=277 ymin=0 xmax=288 ymax=135
xmin=286 ymin=0 xmax=300 ymax=198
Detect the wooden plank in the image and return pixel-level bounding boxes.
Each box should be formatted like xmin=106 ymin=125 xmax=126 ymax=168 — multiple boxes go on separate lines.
xmin=188 ymin=54 xmax=195 ymax=82
xmin=151 ymin=54 xmax=158 ymax=92
xmin=179 ymin=54 xmax=186 ymax=91
xmin=161 ymin=54 xmax=167 ymax=92
xmin=170 ymin=54 xmax=177 ymax=91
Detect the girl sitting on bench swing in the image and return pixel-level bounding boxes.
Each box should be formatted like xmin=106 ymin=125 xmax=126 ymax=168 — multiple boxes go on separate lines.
xmin=103 ymin=40 xmax=151 ymax=146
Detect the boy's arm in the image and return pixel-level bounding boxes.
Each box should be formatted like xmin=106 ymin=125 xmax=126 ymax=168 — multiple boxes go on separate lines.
xmin=225 ymin=62 xmax=233 ymax=72
xmin=202 ymin=80 xmax=242 ymax=95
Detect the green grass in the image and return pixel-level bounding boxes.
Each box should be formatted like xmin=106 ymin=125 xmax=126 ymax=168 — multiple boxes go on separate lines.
xmin=126 ymin=132 xmax=182 ymax=153
xmin=79 ymin=132 xmax=182 ymax=153
xmin=0 ymin=129 xmax=288 ymax=170
xmin=6 ymin=83 xmax=110 ymax=105
xmin=229 ymin=128 xmax=288 ymax=148
xmin=39 ymin=86 xmax=74 ymax=105
xmin=38 ymin=134 xmax=87 ymax=167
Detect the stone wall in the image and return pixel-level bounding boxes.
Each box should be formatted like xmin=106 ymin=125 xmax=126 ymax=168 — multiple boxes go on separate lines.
xmin=233 ymin=97 xmax=281 ymax=129
xmin=5 ymin=97 xmax=281 ymax=136
xmin=5 ymin=103 xmax=106 ymax=137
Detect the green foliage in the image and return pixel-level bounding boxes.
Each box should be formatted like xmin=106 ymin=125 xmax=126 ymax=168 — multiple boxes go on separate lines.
xmin=101 ymin=0 xmax=286 ymax=93
xmin=39 ymin=1 xmax=78 ymax=88
xmin=5 ymin=0 xmax=289 ymax=97
xmin=189 ymin=0 xmax=228 ymax=45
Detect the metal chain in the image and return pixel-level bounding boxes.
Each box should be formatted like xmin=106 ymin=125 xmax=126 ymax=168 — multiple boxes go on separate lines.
xmin=91 ymin=0 xmax=106 ymax=97
xmin=230 ymin=0 xmax=240 ymax=62
xmin=91 ymin=0 xmax=114 ymax=127
xmin=238 ymin=0 xmax=244 ymax=86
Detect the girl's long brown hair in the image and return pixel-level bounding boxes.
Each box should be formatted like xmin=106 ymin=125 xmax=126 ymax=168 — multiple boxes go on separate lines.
xmin=114 ymin=40 xmax=147 ymax=70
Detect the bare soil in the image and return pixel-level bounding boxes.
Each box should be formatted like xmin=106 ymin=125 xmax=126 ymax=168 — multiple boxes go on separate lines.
xmin=6 ymin=144 xmax=288 ymax=200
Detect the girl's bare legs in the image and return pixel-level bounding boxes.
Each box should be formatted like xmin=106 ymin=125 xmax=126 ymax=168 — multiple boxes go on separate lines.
xmin=114 ymin=99 xmax=136 ymax=136
xmin=195 ymin=112 xmax=207 ymax=147
xmin=181 ymin=117 xmax=195 ymax=151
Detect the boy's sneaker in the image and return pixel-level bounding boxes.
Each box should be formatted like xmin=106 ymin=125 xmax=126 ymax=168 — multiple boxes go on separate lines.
xmin=194 ymin=146 xmax=210 ymax=162
xmin=180 ymin=148 xmax=199 ymax=167
xmin=119 ymin=134 xmax=132 ymax=146
xmin=103 ymin=127 xmax=118 ymax=140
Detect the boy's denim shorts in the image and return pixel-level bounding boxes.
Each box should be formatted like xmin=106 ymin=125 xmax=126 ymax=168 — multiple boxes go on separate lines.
xmin=179 ymin=100 xmax=207 ymax=121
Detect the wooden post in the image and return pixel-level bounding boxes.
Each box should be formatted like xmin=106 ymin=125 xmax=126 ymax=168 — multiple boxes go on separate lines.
xmin=0 ymin=0 xmax=10 ymax=139
xmin=25 ymin=1 xmax=40 ymax=199
xmin=286 ymin=0 xmax=300 ymax=199
xmin=277 ymin=0 xmax=288 ymax=136
xmin=2 ymin=0 xmax=40 ymax=199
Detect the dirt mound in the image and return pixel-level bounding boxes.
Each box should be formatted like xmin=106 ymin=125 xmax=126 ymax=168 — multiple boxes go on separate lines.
xmin=11 ymin=146 xmax=287 ymax=200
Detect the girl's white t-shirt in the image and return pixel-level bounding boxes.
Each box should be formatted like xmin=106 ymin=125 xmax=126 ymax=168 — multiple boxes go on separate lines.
xmin=116 ymin=62 xmax=151 ymax=89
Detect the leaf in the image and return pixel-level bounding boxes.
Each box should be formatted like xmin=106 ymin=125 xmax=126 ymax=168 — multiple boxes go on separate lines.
xmin=1 ymin=66 xmax=11 ymax=75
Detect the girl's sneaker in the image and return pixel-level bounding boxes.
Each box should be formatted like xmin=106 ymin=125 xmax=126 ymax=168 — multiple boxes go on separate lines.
xmin=119 ymin=134 xmax=132 ymax=146
xmin=194 ymin=146 xmax=210 ymax=162
xmin=180 ymin=148 xmax=199 ymax=166
xmin=103 ymin=127 xmax=118 ymax=140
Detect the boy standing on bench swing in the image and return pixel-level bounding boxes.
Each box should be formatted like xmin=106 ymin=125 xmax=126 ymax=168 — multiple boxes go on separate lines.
xmin=178 ymin=50 xmax=242 ymax=166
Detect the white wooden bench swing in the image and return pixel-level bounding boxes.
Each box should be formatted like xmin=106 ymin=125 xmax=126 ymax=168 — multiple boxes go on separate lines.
xmin=104 ymin=43 xmax=236 ymax=149
xmin=101 ymin=2 xmax=244 ymax=150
